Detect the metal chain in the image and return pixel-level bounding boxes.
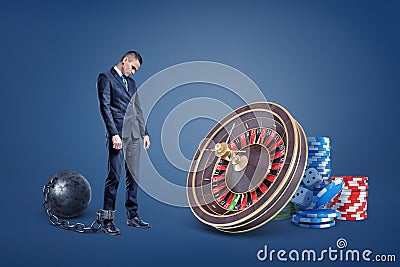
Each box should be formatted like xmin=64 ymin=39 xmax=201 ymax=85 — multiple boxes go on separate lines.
xmin=42 ymin=179 xmax=102 ymax=233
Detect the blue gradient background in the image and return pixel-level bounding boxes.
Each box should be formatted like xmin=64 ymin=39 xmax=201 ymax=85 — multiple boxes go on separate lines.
xmin=1 ymin=0 xmax=399 ymax=266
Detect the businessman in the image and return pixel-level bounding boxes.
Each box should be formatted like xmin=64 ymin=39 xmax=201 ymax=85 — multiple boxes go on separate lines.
xmin=97 ymin=51 xmax=151 ymax=235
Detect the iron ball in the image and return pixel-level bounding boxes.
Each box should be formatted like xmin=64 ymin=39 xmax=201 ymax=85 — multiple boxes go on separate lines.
xmin=46 ymin=170 xmax=91 ymax=218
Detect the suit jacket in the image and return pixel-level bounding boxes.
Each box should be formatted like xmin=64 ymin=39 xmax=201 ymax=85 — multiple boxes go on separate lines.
xmin=97 ymin=67 xmax=147 ymax=139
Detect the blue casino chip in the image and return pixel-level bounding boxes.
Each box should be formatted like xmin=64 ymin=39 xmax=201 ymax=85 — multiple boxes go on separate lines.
xmin=308 ymin=152 xmax=331 ymax=156
xmin=312 ymin=179 xmax=344 ymax=208
xmin=307 ymin=160 xmax=331 ymax=164
xmin=309 ymin=168 xmax=331 ymax=174
xmin=308 ymin=145 xmax=330 ymax=148
xmin=313 ymin=169 xmax=331 ymax=173
xmin=307 ymin=147 xmax=330 ymax=150
xmin=307 ymin=156 xmax=331 ymax=159
xmin=307 ymin=136 xmax=330 ymax=141
xmin=307 ymin=143 xmax=330 ymax=147
xmin=308 ymin=164 xmax=331 ymax=169
xmin=307 ymin=162 xmax=331 ymax=166
xmin=308 ymin=163 xmax=331 ymax=167
xmin=291 ymin=214 xmax=334 ymax=223
xmin=309 ymin=153 xmax=330 ymax=156
xmin=310 ymin=159 xmax=329 ymax=163
xmin=308 ymin=155 xmax=330 ymax=159
xmin=308 ymin=151 xmax=330 ymax=154
xmin=307 ymin=153 xmax=330 ymax=158
xmin=312 ymin=169 xmax=331 ymax=174
xmin=308 ymin=141 xmax=331 ymax=145
xmin=308 ymin=152 xmax=330 ymax=155
xmin=307 ymin=140 xmax=331 ymax=144
xmin=292 ymin=220 xmax=336 ymax=229
xmin=298 ymin=209 xmax=339 ymax=218
xmin=307 ymin=157 xmax=331 ymax=164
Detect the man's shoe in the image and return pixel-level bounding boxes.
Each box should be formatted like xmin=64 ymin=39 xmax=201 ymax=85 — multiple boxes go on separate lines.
xmin=127 ymin=217 xmax=151 ymax=228
xmin=101 ymin=221 xmax=122 ymax=235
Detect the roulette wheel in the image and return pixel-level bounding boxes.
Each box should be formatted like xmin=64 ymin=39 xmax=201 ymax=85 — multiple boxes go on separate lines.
xmin=186 ymin=102 xmax=308 ymax=233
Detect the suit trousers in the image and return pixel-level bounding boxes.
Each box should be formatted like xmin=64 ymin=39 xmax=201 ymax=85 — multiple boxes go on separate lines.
xmin=103 ymin=135 xmax=141 ymax=219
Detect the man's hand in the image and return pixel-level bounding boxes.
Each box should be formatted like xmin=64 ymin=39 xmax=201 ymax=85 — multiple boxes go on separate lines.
xmin=143 ymin=135 xmax=151 ymax=150
xmin=111 ymin=135 xmax=123 ymax=150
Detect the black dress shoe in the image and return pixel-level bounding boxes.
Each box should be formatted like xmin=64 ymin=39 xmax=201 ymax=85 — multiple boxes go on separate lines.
xmin=101 ymin=221 xmax=122 ymax=235
xmin=127 ymin=217 xmax=151 ymax=228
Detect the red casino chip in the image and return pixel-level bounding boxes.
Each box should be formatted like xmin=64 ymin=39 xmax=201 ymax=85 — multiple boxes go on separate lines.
xmin=342 ymin=183 xmax=369 ymax=188
xmin=334 ymin=204 xmax=367 ymax=212
xmin=331 ymin=200 xmax=367 ymax=206
xmin=338 ymin=191 xmax=368 ymax=197
xmin=336 ymin=209 xmax=368 ymax=216
xmin=332 ymin=200 xmax=367 ymax=205
xmin=341 ymin=185 xmax=369 ymax=190
xmin=333 ymin=195 xmax=368 ymax=201
xmin=337 ymin=210 xmax=367 ymax=216
xmin=337 ymin=214 xmax=368 ymax=221
xmin=331 ymin=176 xmax=368 ymax=181
xmin=331 ymin=179 xmax=369 ymax=185
xmin=331 ymin=200 xmax=367 ymax=207
xmin=339 ymin=213 xmax=367 ymax=218
xmin=330 ymin=177 xmax=368 ymax=184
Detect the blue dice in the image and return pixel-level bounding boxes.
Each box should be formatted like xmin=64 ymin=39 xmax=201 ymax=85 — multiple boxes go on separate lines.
xmin=290 ymin=186 xmax=313 ymax=209
xmin=302 ymin=167 xmax=323 ymax=190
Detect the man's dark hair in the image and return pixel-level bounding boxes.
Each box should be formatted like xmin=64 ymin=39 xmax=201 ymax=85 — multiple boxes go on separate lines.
xmin=121 ymin=51 xmax=142 ymax=65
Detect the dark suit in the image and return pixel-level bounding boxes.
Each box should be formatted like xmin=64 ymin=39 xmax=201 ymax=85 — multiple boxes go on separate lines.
xmin=97 ymin=67 xmax=147 ymax=219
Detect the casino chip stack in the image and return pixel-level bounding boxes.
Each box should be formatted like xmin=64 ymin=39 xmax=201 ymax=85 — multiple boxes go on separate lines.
xmin=273 ymin=203 xmax=298 ymax=221
xmin=291 ymin=209 xmax=339 ymax=229
xmin=291 ymin=178 xmax=343 ymax=229
xmin=330 ymin=176 xmax=368 ymax=221
xmin=307 ymin=137 xmax=331 ymax=183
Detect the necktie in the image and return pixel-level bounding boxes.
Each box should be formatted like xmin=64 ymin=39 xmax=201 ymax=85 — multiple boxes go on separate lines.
xmin=121 ymin=75 xmax=128 ymax=89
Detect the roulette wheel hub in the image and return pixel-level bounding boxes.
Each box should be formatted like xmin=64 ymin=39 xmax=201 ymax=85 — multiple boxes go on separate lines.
xmin=214 ymin=141 xmax=249 ymax=172
xmin=230 ymin=154 xmax=248 ymax=172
